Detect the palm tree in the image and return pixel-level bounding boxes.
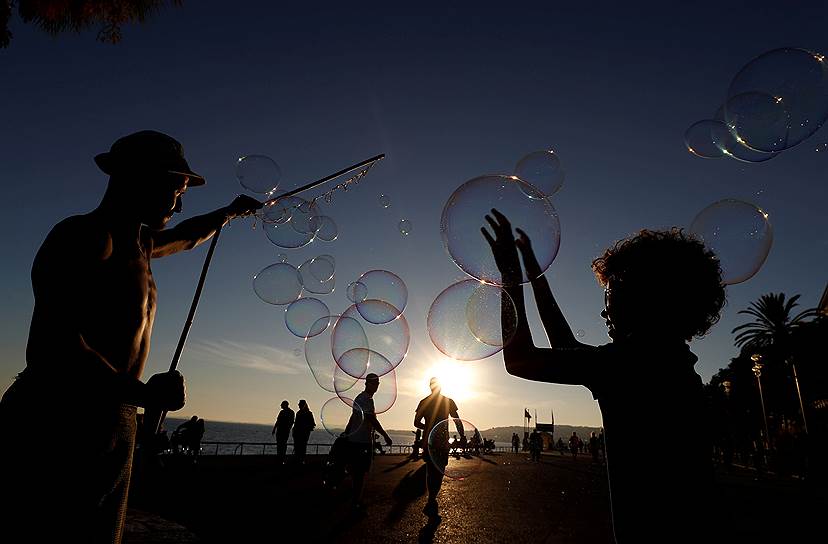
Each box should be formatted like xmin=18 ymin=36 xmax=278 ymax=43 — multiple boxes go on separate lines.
xmin=732 ymin=293 xmax=820 ymax=353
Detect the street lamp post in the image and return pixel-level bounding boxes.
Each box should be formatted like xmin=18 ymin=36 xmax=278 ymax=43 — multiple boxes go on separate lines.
xmin=787 ymin=357 xmax=809 ymax=435
xmin=751 ymin=354 xmax=770 ymax=449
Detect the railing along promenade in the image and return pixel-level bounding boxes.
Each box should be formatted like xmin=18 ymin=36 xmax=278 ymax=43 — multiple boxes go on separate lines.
xmin=184 ymin=441 xmax=512 ymax=456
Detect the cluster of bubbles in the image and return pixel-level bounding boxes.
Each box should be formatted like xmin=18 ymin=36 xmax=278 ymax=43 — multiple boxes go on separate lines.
xmin=236 ymin=155 xmax=408 ymax=436
xmin=681 ymin=49 xmax=804 ymax=284
xmin=307 ymin=270 xmax=410 ymax=436
xmin=685 ymin=47 xmax=828 ymax=162
xmin=428 ymin=150 xmax=563 ymax=361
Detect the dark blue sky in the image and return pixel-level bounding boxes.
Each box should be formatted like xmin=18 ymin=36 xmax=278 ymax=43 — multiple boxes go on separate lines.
xmin=1 ymin=1 xmax=826 ymax=428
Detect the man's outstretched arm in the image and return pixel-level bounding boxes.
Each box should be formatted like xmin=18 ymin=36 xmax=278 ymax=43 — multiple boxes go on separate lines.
xmin=151 ymin=195 xmax=262 ymax=257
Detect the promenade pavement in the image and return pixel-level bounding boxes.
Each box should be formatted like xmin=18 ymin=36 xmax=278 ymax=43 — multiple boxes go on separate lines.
xmin=126 ymin=451 xmax=823 ymax=543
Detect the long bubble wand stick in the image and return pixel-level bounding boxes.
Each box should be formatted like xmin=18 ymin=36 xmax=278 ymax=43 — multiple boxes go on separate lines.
xmin=149 ymin=153 xmax=385 ymax=436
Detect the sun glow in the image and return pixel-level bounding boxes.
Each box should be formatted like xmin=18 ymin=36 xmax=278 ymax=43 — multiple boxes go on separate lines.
xmin=422 ymin=357 xmax=476 ymax=402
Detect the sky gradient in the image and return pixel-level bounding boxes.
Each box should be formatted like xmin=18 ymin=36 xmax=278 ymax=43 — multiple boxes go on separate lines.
xmin=1 ymin=0 xmax=826 ymax=431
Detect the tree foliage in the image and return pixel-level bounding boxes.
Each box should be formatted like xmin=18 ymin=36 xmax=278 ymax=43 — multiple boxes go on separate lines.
xmin=732 ymin=292 xmax=819 ymax=353
xmin=2 ymin=0 xmax=183 ymax=47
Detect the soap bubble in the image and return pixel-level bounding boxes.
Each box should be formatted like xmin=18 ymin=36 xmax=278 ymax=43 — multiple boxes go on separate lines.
xmin=722 ymin=91 xmax=790 ymax=153
xmin=428 ymin=280 xmax=517 ymax=361
xmin=253 ymin=262 xmax=302 ymax=305
xmin=355 ymin=270 xmax=408 ymax=324
xmin=514 ymin=150 xmax=565 ymax=196
xmin=576 ymin=329 xmax=585 ymax=338
xmin=334 ymin=350 xmax=397 ymax=413
xmin=427 ymin=418 xmax=483 ymax=480
xmin=465 ymin=281 xmax=518 ymax=347
xmin=689 ymin=199 xmax=773 ymax=285
xmin=276 ymin=253 xmax=288 ymax=263
xmin=442 ymin=175 xmax=561 ymax=286
xmin=236 ymin=155 xmax=281 ymax=195
xmin=347 ymin=281 xmax=368 ymax=303
xmin=310 ymin=215 xmax=338 ymax=242
xmin=334 ymin=304 xmax=410 ymax=376
xmin=321 ymin=397 xmax=363 ymax=438
xmin=263 ymin=196 xmax=318 ymax=248
xmin=298 ymin=258 xmax=335 ymax=295
xmin=726 ymin=47 xmax=828 ymax=152
xmin=684 ymin=120 xmax=725 ymax=159
xmin=379 ymin=194 xmax=391 ymax=208
xmin=305 ymin=315 xmax=364 ymax=392
xmin=308 ymin=255 xmax=336 ymax=283
xmin=399 ymin=219 xmax=412 ymax=236
xmin=711 ymin=105 xmax=779 ymax=163
xmin=285 ymin=297 xmax=330 ymax=338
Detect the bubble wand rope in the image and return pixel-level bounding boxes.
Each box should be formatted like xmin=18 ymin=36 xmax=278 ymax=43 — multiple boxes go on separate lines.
xmin=149 ymin=153 xmax=385 ymax=435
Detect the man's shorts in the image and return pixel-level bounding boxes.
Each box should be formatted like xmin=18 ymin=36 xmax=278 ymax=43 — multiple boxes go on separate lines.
xmin=346 ymin=442 xmax=373 ymax=474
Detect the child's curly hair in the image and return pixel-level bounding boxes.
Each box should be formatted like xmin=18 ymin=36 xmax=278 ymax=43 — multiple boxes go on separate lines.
xmin=592 ymin=228 xmax=726 ymax=339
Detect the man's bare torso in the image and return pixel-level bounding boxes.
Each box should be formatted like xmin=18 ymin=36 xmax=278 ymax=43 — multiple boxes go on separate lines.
xmin=26 ymin=213 xmax=157 ymax=380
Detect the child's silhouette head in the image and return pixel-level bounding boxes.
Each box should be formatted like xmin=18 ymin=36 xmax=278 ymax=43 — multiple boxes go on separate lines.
xmin=592 ymin=228 xmax=725 ymax=342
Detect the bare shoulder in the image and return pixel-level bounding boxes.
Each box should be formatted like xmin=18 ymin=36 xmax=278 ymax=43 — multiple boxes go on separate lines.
xmin=34 ymin=214 xmax=112 ymax=271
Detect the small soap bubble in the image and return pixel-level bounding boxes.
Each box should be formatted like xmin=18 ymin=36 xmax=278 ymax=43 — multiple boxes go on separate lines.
xmin=379 ymin=194 xmax=391 ymax=208
xmin=399 ymin=219 xmax=412 ymax=236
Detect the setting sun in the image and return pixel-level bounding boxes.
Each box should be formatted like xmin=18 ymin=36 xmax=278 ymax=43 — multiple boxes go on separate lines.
xmin=422 ymin=357 xmax=476 ymax=402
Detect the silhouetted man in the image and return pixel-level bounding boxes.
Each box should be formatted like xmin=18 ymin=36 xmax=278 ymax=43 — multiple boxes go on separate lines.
xmin=0 ymin=130 xmax=261 ymax=543
xmin=292 ymin=399 xmax=315 ymax=464
xmin=414 ymin=377 xmax=463 ymax=520
xmin=344 ymin=373 xmax=392 ymax=511
xmin=272 ymin=400 xmax=295 ymax=464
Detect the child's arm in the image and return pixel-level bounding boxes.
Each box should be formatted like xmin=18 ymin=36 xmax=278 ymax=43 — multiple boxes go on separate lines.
xmin=483 ymin=209 xmax=601 ymax=386
xmin=515 ymin=228 xmax=581 ymax=349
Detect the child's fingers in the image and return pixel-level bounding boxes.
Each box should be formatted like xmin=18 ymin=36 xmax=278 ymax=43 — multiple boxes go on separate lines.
xmin=484 ymin=214 xmax=500 ymax=233
xmin=490 ymin=208 xmax=511 ymax=229
xmin=481 ymin=227 xmax=496 ymax=247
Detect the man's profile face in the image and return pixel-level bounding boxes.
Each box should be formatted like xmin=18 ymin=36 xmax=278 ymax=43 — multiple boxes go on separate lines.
xmin=140 ymin=173 xmax=189 ymax=230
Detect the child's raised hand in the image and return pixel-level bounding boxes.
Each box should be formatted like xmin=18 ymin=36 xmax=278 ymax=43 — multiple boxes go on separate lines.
xmin=481 ymin=208 xmax=522 ymax=284
xmin=515 ymin=228 xmax=543 ymax=279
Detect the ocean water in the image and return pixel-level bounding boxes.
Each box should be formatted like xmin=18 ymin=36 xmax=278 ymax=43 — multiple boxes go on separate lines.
xmin=164 ymin=418 xmax=510 ymax=455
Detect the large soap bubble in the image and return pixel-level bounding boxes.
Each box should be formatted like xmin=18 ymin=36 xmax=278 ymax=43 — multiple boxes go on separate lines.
xmin=427 ymin=418 xmax=483 ymax=480
xmin=334 ymin=303 xmax=410 ymax=376
xmin=711 ymin=105 xmax=779 ymax=163
xmin=689 ymin=199 xmax=773 ymax=285
xmin=305 ymin=315 xmax=364 ymax=392
xmin=236 ymin=155 xmax=281 ymax=195
xmin=514 ymin=150 xmax=565 ymax=196
xmin=441 ymin=175 xmax=561 ymax=286
xmin=334 ymin=350 xmax=397 ymax=414
xmin=726 ymin=47 xmax=828 ymax=152
xmin=253 ymin=262 xmax=302 ymax=305
xmin=722 ymin=92 xmax=790 ymax=153
xmin=428 ymin=280 xmax=517 ymax=361
xmin=355 ymin=270 xmax=408 ymax=324
xmin=285 ymin=297 xmax=329 ymax=338
xmin=684 ymin=120 xmax=725 ymax=159
xmin=321 ymin=397 xmax=363 ymax=438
